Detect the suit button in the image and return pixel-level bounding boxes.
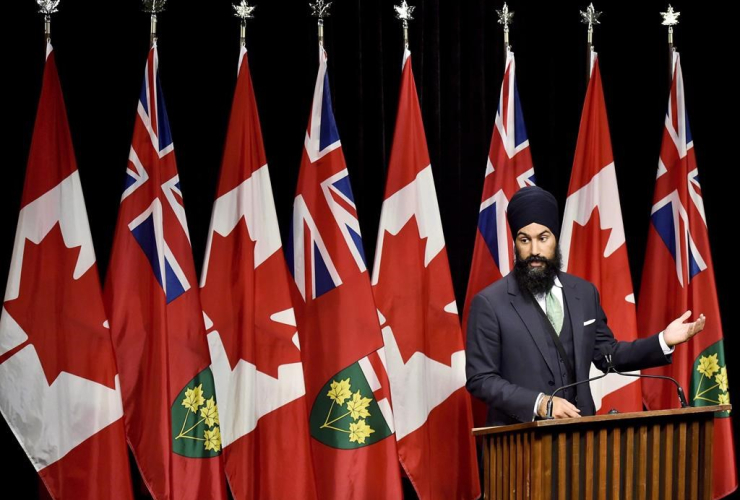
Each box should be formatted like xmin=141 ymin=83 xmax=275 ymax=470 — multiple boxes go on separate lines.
xmin=548 ymin=381 xmax=555 ymax=386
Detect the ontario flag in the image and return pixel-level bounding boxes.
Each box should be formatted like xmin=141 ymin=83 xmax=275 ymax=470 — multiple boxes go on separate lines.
xmin=285 ymin=45 xmax=403 ymax=499
xmin=462 ymin=49 xmax=535 ymax=333
xmin=637 ymin=52 xmax=737 ymax=499
xmin=199 ymin=46 xmax=318 ymax=499
xmin=560 ymin=55 xmax=643 ymax=414
xmin=0 ymin=42 xmax=133 ymax=500
xmin=104 ymin=45 xmax=227 ymax=500
xmin=462 ymin=49 xmax=534 ymax=427
xmin=371 ymin=49 xmax=479 ymax=500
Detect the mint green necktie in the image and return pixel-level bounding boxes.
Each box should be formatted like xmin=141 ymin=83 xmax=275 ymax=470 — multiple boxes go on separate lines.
xmin=546 ymin=290 xmax=564 ymax=335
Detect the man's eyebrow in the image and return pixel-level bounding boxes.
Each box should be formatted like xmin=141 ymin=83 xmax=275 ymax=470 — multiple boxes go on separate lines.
xmin=516 ymin=229 xmax=551 ymax=238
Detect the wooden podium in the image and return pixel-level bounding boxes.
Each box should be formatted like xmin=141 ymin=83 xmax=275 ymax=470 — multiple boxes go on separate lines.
xmin=473 ymin=405 xmax=730 ymax=500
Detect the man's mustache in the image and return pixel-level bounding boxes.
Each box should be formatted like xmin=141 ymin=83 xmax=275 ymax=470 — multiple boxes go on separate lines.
xmin=523 ymin=255 xmax=549 ymax=264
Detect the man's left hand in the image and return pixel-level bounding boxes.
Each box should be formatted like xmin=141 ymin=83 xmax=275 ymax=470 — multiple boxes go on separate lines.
xmin=663 ymin=310 xmax=706 ymax=347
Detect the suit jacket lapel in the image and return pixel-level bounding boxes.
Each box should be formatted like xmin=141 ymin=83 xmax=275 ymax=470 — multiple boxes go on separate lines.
xmin=507 ymin=274 xmax=558 ymax=378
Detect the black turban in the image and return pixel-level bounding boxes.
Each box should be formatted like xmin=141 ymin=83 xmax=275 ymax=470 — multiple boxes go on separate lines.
xmin=507 ymin=186 xmax=560 ymax=240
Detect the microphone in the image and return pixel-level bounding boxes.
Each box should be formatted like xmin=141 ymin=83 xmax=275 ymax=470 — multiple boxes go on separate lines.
xmin=545 ymin=345 xmax=689 ymax=419
xmin=598 ymin=344 xmax=689 ymax=409
xmin=545 ymin=368 xmax=611 ymax=420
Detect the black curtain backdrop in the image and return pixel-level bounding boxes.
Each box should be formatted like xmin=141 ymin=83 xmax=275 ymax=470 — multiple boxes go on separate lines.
xmin=2 ymin=0 xmax=738 ymax=497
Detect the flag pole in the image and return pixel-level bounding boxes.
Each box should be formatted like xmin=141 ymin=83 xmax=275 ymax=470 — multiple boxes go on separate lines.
xmin=660 ymin=5 xmax=680 ymax=78
xmin=310 ymin=0 xmax=332 ymax=50
xmin=580 ymin=3 xmax=602 ymax=81
xmin=496 ymin=3 xmax=514 ymax=66
xmin=37 ymin=0 xmax=59 ymax=44
xmin=233 ymin=0 xmax=256 ymax=48
xmin=142 ymin=0 xmax=167 ymax=48
xmin=394 ymin=1 xmax=415 ymax=52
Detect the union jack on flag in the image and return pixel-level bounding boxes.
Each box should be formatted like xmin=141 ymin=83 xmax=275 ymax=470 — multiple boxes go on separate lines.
xmin=321 ymin=169 xmax=367 ymax=272
xmin=122 ymin=48 xmax=192 ymax=305
xmin=128 ymin=47 xmax=174 ymax=160
xmin=286 ymin=48 xmax=366 ymax=301
xmin=649 ymin=57 xmax=707 ymax=287
xmin=463 ymin=50 xmax=535 ymax=334
xmin=477 ymin=50 xmax=535 ymax=276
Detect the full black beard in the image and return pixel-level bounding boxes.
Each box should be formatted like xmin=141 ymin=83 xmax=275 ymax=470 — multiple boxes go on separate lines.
xmin=513 ymin=244 xmax=562 ymax=296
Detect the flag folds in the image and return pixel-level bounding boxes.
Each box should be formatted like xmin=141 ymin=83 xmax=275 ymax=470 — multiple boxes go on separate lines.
xmin=200 ymin=46 xmax=317 ymax=500
xmin=560 ymin=56 xmax=643 ymax=414
xmin=371 ymin=49 xmax=480 ymax=500
xmin=104 ymin=45 xmax=226 ymax=500
xmin=637 ymin=52 xmax=737 ymax=499
xmin=286 ymin=45 xmax=403 ymax=500
xmin=463 ymin=50 xmax=535 ymax=332
xmin=0 ymin=42 xmax=133 ymax=500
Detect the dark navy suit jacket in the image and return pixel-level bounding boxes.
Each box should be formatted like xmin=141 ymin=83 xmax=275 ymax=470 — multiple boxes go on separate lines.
xmin=465 ymin=272 xmax=671 ymax=426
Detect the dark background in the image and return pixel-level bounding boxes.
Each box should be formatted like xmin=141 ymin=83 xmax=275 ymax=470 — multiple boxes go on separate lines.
xmin=2 ymin=0 xmax=738 ymax=497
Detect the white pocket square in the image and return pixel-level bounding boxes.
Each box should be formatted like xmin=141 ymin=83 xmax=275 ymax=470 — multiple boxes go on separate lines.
xmin=583 ymin=319 xmax=596 ymax=326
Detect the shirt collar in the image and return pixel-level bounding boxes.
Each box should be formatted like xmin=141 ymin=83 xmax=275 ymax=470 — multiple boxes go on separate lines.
xmin=553 ymin=275 xmax=563 ymax=288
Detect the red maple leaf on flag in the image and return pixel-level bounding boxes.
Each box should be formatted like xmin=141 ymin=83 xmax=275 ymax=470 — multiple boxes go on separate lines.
xmin=566 ymin=208 xmax=636 ymax=317
xmin=201 ymin=220 xmax=301 ymax=378
xmin=3 ymin=224 xmax=117 ymax=389
xmin=374 ymin=218 xmax=462 ymax=366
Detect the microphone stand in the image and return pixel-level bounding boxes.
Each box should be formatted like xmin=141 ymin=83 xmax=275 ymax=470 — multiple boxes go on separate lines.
xmin=546 ymin=351 xmax=689 ymax=420
xmin=545 ymin=369 xmax=611 ymax=420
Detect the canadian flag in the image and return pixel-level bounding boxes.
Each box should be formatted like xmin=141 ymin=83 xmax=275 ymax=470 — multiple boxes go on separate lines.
xmin=0 ymin=42 xmax=133 ymax=500
xmin=372 ymin=49 xmax=480 ymax=500
xmin=560 ymin=55 xmax=643 ymax=413
xmin=200 ymin=46 xmax=317 ymax=499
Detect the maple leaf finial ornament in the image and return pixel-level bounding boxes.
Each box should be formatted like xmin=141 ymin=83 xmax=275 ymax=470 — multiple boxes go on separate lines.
xmin=309 ymin=0 xmax=333 ymax=46
xmin=496 ymin=3 xmax=514 ymax=31
xmin=394 ymin=1 xmax=415 ymax=49
xmin=580 ymin=3 xmax=602 ymax=29
xmin=233 ymin=0 xmax=256 ymax=20
xmin=661 ymin=5 xmax=681 ymax=49
xmin=142 ymin=0 xmax=167 ymax=45
xmin=496 ymin=3 xmax=515 ymax=52
xmin=233 ymin=1 xmax=256 ymax=46
xmin=660 ymin=5 xmax=680 ymax=26
xmin=37 ymin=0 xmax=60 ymax=41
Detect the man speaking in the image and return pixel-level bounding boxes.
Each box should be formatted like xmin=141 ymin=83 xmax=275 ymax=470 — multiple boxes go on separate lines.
xmin=465 ymin=186 xmax=705 ymax=425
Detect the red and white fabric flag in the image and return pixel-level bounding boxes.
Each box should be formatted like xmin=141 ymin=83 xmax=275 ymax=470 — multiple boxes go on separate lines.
xmin=560 ymin=55 xmax=643 ymax=413
xmin=372 ymin=50 xmax=480 ymax=500
xmin=200 ymin=46 xmax=317 ymax=500
xmin=0 ymin=42 xmax=133 ymax=500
